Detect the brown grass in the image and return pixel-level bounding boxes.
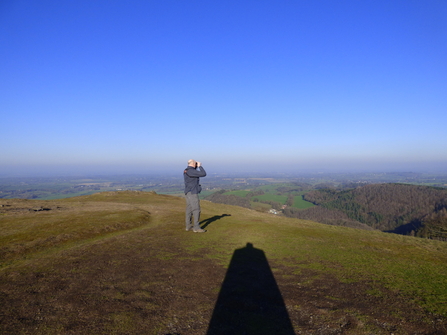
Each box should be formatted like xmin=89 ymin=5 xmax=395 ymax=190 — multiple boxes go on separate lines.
xmin=1 ymin=191 xmax=446 ymax=334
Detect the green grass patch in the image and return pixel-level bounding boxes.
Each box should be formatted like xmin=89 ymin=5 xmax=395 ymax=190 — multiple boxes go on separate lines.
xmin=255 ymin=194 xmax=288 ymax=203
xmin=292 ymin=194 xmax=315 ymax=209
xmin=258 ymin=184 xmax=283 ymax=192
xmin=223 ymin=190 xmax=251 ymax=197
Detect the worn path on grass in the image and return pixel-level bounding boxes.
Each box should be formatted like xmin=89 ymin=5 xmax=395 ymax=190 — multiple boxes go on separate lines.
xmin=1 ymin=192 xmax=446 ymax=334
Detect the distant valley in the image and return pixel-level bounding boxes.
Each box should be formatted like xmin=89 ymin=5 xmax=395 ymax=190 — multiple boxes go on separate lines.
xmin=206 ymin=182 xmax=447 ymax=241
xmin=1 ymin=172 xmax=447 ymax=240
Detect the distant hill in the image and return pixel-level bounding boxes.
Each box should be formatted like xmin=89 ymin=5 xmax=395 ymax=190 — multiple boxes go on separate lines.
xmin=292 ymin=183 xmax=447 ymax=239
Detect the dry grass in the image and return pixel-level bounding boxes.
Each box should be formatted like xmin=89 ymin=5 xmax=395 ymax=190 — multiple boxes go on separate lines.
xmin=1 ymin=191 xmax=447 ymax=334
xmin=0 ymin=198 xmax=150 ymax=267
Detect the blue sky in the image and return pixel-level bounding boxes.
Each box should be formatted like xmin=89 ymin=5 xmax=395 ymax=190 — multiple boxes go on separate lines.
xmin=1 ymin=0 xmax=446 ymax=176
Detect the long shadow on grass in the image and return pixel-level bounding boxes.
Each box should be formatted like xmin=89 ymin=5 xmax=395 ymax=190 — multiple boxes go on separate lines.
xmin=200 ymin=214 xmax=231 ymax=230
xmin=207 ymin=243 xmax=295 ymax=335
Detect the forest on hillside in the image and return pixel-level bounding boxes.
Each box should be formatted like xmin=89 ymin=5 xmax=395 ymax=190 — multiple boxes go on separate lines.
xmin=206 ymin=183 xmax=447 ymax=241
xmin=294 ymin=184 xmax=447 ymax=240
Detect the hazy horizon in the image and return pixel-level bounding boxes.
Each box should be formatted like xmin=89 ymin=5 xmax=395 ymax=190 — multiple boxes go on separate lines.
xmin=1 ymin=1 xmax=446 ymax=177
xmin=1 ymin=160 xmax=447 ymax=179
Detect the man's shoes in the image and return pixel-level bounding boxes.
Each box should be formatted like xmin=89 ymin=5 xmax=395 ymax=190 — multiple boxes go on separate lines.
xmin=186 ymin=227 xmax=192 ymax=231
xmin=193 ymin=228 xmax=206 ymax=233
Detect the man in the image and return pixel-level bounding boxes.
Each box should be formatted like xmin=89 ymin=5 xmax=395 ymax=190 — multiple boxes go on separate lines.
xmin=184 ymin=159 xmax=207 ymax=232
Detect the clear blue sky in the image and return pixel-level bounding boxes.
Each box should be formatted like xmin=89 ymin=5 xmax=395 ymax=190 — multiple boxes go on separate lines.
xmin=1 ymin=0 xmax=446 ymax=176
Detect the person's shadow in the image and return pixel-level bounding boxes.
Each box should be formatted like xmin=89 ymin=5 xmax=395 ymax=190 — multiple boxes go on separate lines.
xmin=207 ymin=243 xmax=295 ymax=335
xmin=200 ymin=214 xmax=231 ymax=230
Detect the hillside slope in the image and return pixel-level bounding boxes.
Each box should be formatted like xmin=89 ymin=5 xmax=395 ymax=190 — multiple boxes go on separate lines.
xmin=300 ymin=183 xmax=447 ymax=238
xmin=1 ymin=191 xmax=447 ymax=334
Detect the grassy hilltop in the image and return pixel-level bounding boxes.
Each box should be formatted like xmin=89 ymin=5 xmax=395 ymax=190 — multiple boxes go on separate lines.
xmin=1 ymin=191 xmax=447 ymax=334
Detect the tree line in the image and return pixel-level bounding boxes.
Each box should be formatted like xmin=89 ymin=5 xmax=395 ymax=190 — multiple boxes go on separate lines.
xmin=206 ymin=183 xmax=447 ymax=240
xmin=300 ymin=183 xmax=447 ymax=239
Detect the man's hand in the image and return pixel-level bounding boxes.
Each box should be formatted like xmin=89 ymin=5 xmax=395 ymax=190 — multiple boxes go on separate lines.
xmin=197 ymin=162 xmax=201 ymax=167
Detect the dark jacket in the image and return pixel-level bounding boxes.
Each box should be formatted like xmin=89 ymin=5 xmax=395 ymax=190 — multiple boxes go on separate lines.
xmin=184 ymin=166 xmax=206 ymax=194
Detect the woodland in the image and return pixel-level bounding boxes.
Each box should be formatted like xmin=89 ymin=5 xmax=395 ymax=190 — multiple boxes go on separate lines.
xmin=206 ymin=183 xmax=447 ymax=241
